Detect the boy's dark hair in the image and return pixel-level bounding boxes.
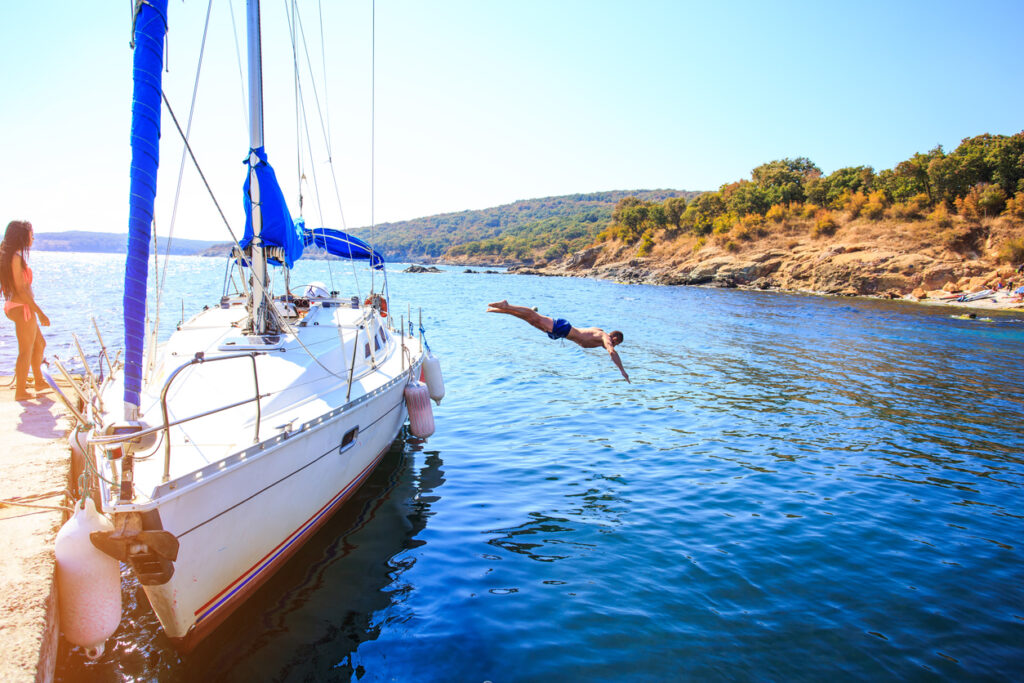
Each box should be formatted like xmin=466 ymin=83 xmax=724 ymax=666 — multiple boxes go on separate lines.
xmin=610 ymin=330 xmax=624 ymax=344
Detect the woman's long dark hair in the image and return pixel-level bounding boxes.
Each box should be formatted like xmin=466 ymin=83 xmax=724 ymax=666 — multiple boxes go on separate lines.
xmin=0 ymin=220 xmax=33 ymax=300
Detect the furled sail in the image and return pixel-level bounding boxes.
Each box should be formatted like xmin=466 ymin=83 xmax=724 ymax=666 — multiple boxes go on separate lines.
xmin=241 ymin=146 xmax=305 ymax=268
xmin=123 ymin=0 xmax=169 ymax=415
xmin=301 ymin=224 xmax=385 ymax=269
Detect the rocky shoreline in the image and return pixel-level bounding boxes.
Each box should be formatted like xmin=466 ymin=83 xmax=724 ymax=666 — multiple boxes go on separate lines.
xmin=500 ymin=240 xmax=1024 ymax=312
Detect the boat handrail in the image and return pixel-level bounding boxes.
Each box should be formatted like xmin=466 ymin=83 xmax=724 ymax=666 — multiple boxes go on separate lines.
xmin=86 ymin=393 xmax=271 ymax=448
xmin=86 ymin=351 xmax=268 ymax=484
xmin=159 ymin=351 xmax=266 ymax=482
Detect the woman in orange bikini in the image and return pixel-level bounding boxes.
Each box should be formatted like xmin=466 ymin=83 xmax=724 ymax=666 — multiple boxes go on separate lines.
xmin=1 ymin=221 xmax=49 ymax=400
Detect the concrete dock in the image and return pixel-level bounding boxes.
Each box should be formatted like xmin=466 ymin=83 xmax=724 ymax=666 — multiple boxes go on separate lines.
xmin=0 ymin=382 xmax=72 ymax=683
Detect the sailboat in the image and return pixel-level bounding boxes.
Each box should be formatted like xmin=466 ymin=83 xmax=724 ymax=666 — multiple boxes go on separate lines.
xmin=56 ymin=0 xmax=441 ymax=652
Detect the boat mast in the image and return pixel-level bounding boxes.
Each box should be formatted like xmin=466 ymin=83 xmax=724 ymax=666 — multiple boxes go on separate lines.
xmin=246 ymin=0 xmax=271 ymax=334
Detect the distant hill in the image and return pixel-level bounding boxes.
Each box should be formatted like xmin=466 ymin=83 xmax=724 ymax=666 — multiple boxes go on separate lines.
xmin=34 ymin=190 xmax=703 ymax=263
xmin=33 ymin=231 xmax=220 ymax=255
xmin=348 ymin=190 xmax=699 ymax=262
xmin=196 ymin=189 xmax=701 ymax=263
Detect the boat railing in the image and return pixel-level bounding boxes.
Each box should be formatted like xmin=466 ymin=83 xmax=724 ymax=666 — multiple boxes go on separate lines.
xmin=87 ymin=351 xmax=269 ymax=483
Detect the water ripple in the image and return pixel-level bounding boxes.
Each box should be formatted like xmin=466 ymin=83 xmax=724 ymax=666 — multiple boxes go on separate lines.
xmin=43 ymin=257 xmax=1024 ymax=681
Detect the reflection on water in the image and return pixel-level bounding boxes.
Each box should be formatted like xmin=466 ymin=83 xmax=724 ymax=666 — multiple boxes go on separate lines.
xmin=36 ymin=255 xmax=1024 ymax=680
xmin=56 ymin=434 xmax=444 ymax=682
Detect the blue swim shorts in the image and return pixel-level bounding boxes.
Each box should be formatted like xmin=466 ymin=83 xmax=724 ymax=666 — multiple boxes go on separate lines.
xmin=547 ymin=318 xmax=572 ymax=340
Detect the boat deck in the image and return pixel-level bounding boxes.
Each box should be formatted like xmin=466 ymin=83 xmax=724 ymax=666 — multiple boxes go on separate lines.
xmin=0 ymin=380 xmax=72 ymax=682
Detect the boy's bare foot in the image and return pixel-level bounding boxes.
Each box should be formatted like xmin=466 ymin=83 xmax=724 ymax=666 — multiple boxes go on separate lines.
xmin=14 ymin=391 xmax=33 ymax=401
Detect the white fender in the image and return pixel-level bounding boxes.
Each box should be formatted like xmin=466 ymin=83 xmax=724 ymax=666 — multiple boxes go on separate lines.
xmin=404 ymin=381 xmax=435 ymax=438
xmin=421 ymin=352 xmax=445 ymax=405
xmin=55 ymin=499 xmax=122 ymax=659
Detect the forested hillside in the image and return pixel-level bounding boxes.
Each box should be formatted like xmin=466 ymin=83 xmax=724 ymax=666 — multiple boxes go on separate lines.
xmin=594 ymin=132 xmax=1024 ymax=262
xmin=349 ymin=190 xmax=698 ymax=262
xmin=527 ymin=131 xmax=1024 ymax=302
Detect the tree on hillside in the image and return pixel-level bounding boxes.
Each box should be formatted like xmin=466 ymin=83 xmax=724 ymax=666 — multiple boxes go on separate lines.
xmin=751 ymin=157 xmax=821 ymax=205
xmin=936 ymin=133 xmax=1024 ymax=203
xmin=664 ymin=196 xmax=688 ymax=229
xmin=612 ymin=197 xmax=649 ymax=242
xmin=805 ymin=166 xmax=875 ymax=208
xmin=722 ymin=180 xmax=770 ymax=216
xmin=681 ymin=192 xmax=727 ymax=235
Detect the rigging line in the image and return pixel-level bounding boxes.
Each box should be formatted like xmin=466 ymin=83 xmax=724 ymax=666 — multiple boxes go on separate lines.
xmin=227 ymin=0 xmax=250 ymax=132
xmin=318 ymin=0 xmax=332 ymax=153
xmin=281 ymin=6 xmax=328 ymax=271
xmin=292 ymin=6 xmax=349 ymax=232
xmin=161 ymin=90 xmax=251 ymax=299
xmin=291 ymin=8 xmax=335 ymax=175
xmin=147 ymin=217 xmax=160 ymax=381
xmin=295 ymin=71 xmax=352 ymax=296
xmin=289 ymin=3 xmax=371 ymax=302
xmin=313 ymin=0 xmax=334 ymax=296
xmin=290 ymin=0 xmax=303 ymax=215
xmin=160 ymin=92 xmax=243 ymax=250
xmin=285 ymin=3 xmax=359 ymax=297
xmin=159 ymin=0 xmax=216 ymax=306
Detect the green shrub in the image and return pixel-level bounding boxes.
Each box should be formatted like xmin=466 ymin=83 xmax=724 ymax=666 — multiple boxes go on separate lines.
xmin=998 ymin=238 xmax=1024 ymax=264
xmin=978 ymin=184 xmax=1007 ymax=217
xmin=711 ymin=212 xmax=736 ymax=235
xmin=811 ymin=210 xmax=838 ymax=237
xmin=861 ymin=191 xmax=886 ymax=220
xmin=845 ymin=191 xmax=868 ymax=218
xmin=889 ymin=193 xmax=930 ymax=220
xmin=636 ymin=230 xmax=655 ymax=257
xmin=1005 ymin=191 xmax=1024 ymax=219
xmin=955 ymin=187 xmax=981 ymax=221
xmin=927 ymin=204 xmax=952 ymax=229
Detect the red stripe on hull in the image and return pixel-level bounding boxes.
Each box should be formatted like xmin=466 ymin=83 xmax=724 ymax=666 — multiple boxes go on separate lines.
xmin=168 ymin=443 xmax=392 ymax=653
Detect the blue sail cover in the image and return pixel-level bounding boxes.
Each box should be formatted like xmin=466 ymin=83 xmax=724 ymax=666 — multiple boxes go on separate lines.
xmin=241 ymin=147 xmax=304 ymax=268
xmin=124 ymin=0 xmax=168 ymax=411
xmin=301 ymin=224 xmax=385 ymax=269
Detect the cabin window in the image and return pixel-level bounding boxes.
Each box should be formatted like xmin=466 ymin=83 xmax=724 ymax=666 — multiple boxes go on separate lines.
xmin=364 ymin=342 xmax=371 ymax=358
xmin=374 ymin=336 xmax=381 ymax=352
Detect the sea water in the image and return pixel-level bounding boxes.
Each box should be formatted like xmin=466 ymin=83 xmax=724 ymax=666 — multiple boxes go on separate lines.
xmin=12 ymin=253 xmax=1021 ymax=681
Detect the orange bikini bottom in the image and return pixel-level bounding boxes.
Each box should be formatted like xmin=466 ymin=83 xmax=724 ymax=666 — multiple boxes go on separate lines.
xmin=4 ymin=301 xmax=31 ymax=322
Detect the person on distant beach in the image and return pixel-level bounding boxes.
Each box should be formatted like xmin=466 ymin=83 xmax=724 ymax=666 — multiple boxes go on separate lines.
xmin=486 ymin=300 xmax=629 ymax=382
xmin=1 ymin=221 xmax=49 ymax=400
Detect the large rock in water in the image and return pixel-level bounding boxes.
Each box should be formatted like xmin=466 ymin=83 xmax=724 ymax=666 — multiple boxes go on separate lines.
xmin=403 ymin=265 xmax=442 ymax=273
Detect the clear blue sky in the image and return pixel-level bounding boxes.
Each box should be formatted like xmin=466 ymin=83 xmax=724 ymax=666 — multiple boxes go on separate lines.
xmin=2 ymin=0 xmax=1022 ymax=242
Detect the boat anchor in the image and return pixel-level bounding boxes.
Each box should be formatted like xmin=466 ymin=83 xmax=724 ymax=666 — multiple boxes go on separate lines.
xmin=91 ymin=511 xmax=179 ymax=586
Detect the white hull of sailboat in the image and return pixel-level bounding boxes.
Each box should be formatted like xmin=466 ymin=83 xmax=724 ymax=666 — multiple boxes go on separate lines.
xmin=69 ymin=0 xmax=440 ymax=655
xmin=141 ymin=372 xmax=411 ymax=647
xmin=83 ymin=299 xmax=426 ymax=650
